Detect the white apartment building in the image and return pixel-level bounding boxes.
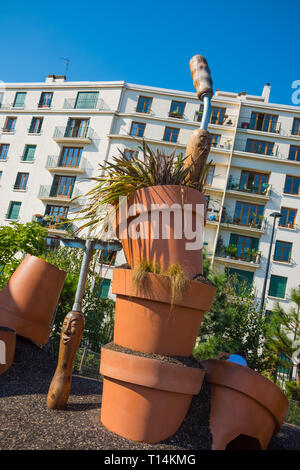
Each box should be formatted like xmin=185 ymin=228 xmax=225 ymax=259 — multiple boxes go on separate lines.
xmin=1 ymin=75 xmax=300 ymax=314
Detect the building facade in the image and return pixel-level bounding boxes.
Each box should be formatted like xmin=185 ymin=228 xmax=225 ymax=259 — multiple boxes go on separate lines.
xmin=1 ymin=76 xmax=300 ymax=313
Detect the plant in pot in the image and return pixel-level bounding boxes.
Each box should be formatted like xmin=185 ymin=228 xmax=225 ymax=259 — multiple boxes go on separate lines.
xmin=257 ymin=214 xmax=264 ymax=229
xmin=225 ymin=245 xmax=237 ymax=259
xmin=75 ymin=142 xmax=212 ymax=279
xmin=249 ymin=213 xmax=256 ymax=227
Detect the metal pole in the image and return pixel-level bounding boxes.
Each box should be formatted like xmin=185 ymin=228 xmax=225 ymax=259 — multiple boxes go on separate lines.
xmin=72 ymin=238 xmax=95 ymax=312
xmin=259 ymin=215 xmax=279 ymax=313
xmin=200 ymin=94 xmax=211 ymax=131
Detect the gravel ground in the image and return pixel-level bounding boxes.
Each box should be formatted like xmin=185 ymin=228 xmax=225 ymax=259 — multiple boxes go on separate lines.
xmin=0 ymin=337 xmax=299 ymax=450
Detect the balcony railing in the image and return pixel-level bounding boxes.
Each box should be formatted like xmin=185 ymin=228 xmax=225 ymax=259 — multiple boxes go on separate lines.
xmin=238 ymin=118 xmax=282 ymax=134
xmin=194 ymin=112 xmax=236 ymax=126
xmin=227 ymin=177 xmax=272 ymax=196
xmin=168 ymin=111 xmax=184 ymax=119
xmin=63 ymin=98 xmax=108 ymax=110
xmin=221 ymin=211 xmax=267 ymax=231
xmin=234 ymin=139 xmax=279 ymax=157
xmin=38 ymin=185 xmax=81 ymax=200
xmin=215 ymin=246 xmax=261 ymax=264
xmin=53 ymin=126 xmax=95 ymax=140
xmin=46 ymin=155 xmax=87 ymax=171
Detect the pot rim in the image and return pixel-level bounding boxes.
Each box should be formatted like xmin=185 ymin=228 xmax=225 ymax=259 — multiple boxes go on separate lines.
xmin=100 ymin=346 xmax=205 ymax=395
xmin=23 ymin=254 xmax=67 ymax=275
xmin=201 ymin=359 xmax=289 ymax=430
xmin=112 ymin=268 xmax=216 ymax=311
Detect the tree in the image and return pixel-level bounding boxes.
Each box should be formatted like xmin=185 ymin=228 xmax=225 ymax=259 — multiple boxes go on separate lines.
xmin=0 ymin=222 xmax=48 ymax=289
xmin=264 ymin=288 xmax=300 ymax=383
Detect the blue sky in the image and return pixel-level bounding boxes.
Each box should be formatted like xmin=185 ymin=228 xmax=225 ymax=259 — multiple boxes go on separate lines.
xmin=1 ymin=0 xmax=299 ymax=106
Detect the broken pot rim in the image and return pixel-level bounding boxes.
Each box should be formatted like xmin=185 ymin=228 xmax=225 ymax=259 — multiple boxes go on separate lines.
xmin=112 ymin=268 xmax=216 ymax=312
xmin=201 ymin=359 xmax=289 ymax=430
xmin=100 ymin=345 xmax=206 ymax=396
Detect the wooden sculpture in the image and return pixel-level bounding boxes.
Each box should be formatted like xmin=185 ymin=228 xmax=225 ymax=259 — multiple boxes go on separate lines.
xmin=47 ymin=311 xmax=84 ymax=409
xmin=184 ymin=54 xmax=213 ymax=185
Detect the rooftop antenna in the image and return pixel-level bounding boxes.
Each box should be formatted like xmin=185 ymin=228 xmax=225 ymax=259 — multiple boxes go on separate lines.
xmin=60 ymin=57 xmax=70 ymax=78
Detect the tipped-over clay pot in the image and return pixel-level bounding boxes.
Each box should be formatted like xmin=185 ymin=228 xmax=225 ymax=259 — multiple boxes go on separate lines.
xmin=112 ymin=268 xmax=216 ymax=357
xmin=201 ymin=359 xmax=289 ymax=450
xmin=0 ymin=326 xmax=16 ymax=376
xmin=0 ymin=254 xmax=66 ymax=344
xmin=114 ymin=185 xmax=206 ymax=279
xmin=100 ymin=345 xmax=205 ymax=443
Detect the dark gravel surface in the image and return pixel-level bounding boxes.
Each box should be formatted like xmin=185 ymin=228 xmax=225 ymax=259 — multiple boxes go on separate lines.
xmin=0 ymin=337 xmax=299 ymax=450
xmin=104 ymin=342 xmax=203 ymax=369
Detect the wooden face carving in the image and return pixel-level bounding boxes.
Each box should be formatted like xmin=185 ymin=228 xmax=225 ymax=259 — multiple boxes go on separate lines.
xmin=60 ymin=311 xmax=84 ymax=359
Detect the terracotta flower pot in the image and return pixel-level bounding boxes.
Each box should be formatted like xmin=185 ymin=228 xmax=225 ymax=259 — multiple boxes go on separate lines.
xmin=112 ymin=268 xmax=216 ymax=357
xmin=0 ymin=326 xmax=16 ymax=376
xmin=0 ymin=255 xmax=66 ymax=344
xmin=201 ymin=359 xmax=289 ymax=450
xmin=114 ymin=185 xmax=206 ymax=279
xmin=100 ymin=345 xmax=205 ymax=443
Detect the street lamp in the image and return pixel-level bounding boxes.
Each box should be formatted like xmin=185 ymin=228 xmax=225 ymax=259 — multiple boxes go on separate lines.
xmin=259 ymin=212 xmax=282 ymax=312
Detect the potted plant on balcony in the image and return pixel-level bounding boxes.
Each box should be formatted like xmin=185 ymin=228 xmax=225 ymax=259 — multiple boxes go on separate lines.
xmin=249 ymin=248 xmax=259 ymax=263
xmin=249 ymin=213 xmax=256 ymax=227
xmin=257 ymin=214 xmax=264 ymax=229
xmin=225 ymin=245 xmax=237 ymax=259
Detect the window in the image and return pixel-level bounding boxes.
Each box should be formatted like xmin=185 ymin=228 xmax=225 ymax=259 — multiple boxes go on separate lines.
xmin=226 ymin=268 xmax=254 ymax=286
xmin=22 ymin=145 xmax=36 ymax=162
xmin=245 ymin=139 xmax=274 ymax=155
xmin=0 ymin=144 xmax=10 ymax=161
xmin=59 ymin=147 xmax=83 ymax=167
xmin=130 ymin=122 xmax=146 ymax=137
xmin=268 ymin=275 xmax=287 ymax=299
xmin=75 ymin=92 xmax=99 ymax=109
xmin=45 ymin=205 xmax=69 ymax=223
xmin=288 ymin=145 xmax=300 ymax=161
xmin=291 ymin=118 xmax=300 ymax=136
xmin=233 ymin=201 xmax=264 ymax=226
xmin=39 ymin=92 xmax=53 ymax=108
xmin=229 ymin=233 xmax=259 ymax=261
xmin=94 ymin=277 xmax=111 ymax=299
xmin=65 ymin=118 xmax=90 ymax=137
xmin=50 ymin=175 xmax=76 ymax=198
xmin=7 ymin=201 xmax=21 ymax=220
xmin=163 ymin=127 xmax=179 ymax=143
xmin=99 ymin=249 xmax=117 ymax=266
xmin=13 ymin=92 xmax=26 ymax=108
xmin=0 ymin=92 xmax=3 ymax=107
xmin=0 ymin=171 xmax=2 ymax=182
xmin=249 ymin=112 xmax=278 ymax=133
xmin=123 ymin=148 xmax=138 ymax=160
xmin=136 ymin=96 xmax=152 ymax=113
xmin=274 ymin=241 xmax=292 ymax=263
xmin=169 ymin=101 xmax=185 ymax=118
xmin=197 ymin=106 xmax=226 ymax=125
xmin=239 ymin=171 xmax=269 ymax=195
xmin=211 ymin=134 xmax=221 ymax=147
xmin=14 ymin=172 xmax=29 ymax=190
xmin=279 ymin=207 xmax=297 ymax=228
xmin=3 ymin=117 xmax=16 ymax=132
xmin=284 ymin=175 xmax=300 ymax=195
xmin=46 ymin=237 xmax=60 ymax=251
xmin=29 ymin=117 xmax=43 ymax=134
xmin=205 ymin=165 xmax=215 ymax=186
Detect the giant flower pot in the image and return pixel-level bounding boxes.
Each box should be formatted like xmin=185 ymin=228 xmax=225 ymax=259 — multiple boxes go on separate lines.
xmin=114 ymin=185 xmax=207 ymax=279
xmin=112 ymin=268 xmax=216 ymax=357
xmin=201 ymin=359 xmax=289 ymax=450
xmin=0 ymin=255 xmax=66 ymax=344
xmin=0 ymin=326 xmax=16 ymax=376
xmin=100 ymin=345 xmax=205 ymax=443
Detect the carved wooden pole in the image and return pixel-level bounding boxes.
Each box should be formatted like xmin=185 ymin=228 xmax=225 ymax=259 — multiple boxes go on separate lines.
xmin=185 ymin=55 xmax=214 ymax=184
xmin=47 ymin=311 xmax=84 ymax=409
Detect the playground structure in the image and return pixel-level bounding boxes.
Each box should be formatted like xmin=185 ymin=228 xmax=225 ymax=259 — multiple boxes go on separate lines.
xmin=0 ymin=54 xmax=290 ymax=450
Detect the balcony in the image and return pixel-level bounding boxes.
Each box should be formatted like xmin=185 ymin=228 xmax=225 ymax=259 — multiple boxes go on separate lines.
xmin=194 ymin=112 xmax=236 ymax=127
xmin=53 ymin=126 xmax=94 ymax=144
xmin=234 ymin=139 xmax=279 ymax=158
xmin=63 ymin=98 xmax=108 ymax=110
xmin=226 ymin=177 xmax=271 ymax=201
xmin=45 ymin=155 xmax=87 ymax=174
xmin=220 ymin=212 xmax=267 ymax=235
xmin=32 ymin=214 xmax=76 ymax=235
xmin=168 ymin=111 xmax=184 ymax=119
xmin=38 ymin=185 xmax=81 ymax=203
xmin=238 ymin=118 xmax=282 ymax=134
xmin=215 ymin=245 xmax=261 ymax=269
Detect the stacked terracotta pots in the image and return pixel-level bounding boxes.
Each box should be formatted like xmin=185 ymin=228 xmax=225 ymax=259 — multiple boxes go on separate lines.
xmin=100 ymin=185 xmax=217 ymax=443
